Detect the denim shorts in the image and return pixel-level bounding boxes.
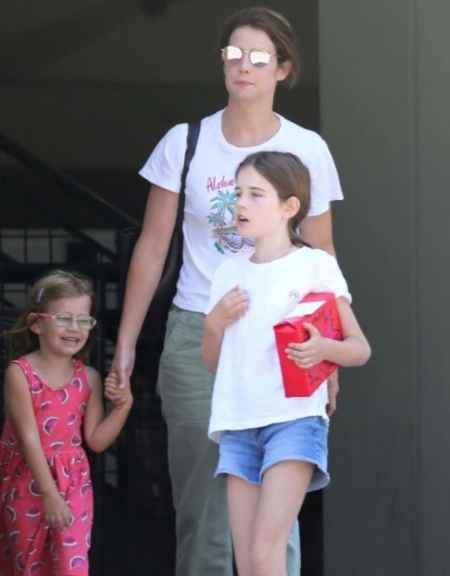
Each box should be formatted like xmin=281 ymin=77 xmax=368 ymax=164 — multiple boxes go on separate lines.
xmin=215 ymin=416 xmax=330 ymax=492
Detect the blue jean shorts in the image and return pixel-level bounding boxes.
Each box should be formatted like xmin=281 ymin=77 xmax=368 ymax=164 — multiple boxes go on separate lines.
xmin=215 ymin=416 xmax=330 ymax=492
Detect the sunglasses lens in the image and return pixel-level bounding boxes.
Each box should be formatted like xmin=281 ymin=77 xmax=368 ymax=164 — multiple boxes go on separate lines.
xmin=223 ymin=45 xmax=243 ymax=62
xmin=249 ymin=50 xmax=271 ymax=66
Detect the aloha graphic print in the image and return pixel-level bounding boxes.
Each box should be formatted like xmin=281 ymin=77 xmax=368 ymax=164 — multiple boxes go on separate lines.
xmin=206 ymin=176 xmax=254 ymax=254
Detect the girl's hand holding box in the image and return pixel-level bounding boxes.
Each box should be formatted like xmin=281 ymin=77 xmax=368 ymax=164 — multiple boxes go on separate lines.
xmin=273 ymin=292 xmax=343 ymax=397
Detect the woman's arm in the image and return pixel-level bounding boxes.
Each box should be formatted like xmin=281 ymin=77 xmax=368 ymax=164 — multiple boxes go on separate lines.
xmin=5 ymin=365 xmax=71 ymax=529
xmin=113 ymin=185 xmax=179 ymax=385
xmin=301 ymin=210 xmax=335 ymax=256
xmin=83 ymin=368 xmax=133 ymax=453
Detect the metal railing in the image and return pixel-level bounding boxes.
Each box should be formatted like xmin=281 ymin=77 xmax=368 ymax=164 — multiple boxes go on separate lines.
xmin=0 ymin=130 xmax=148 ymax=575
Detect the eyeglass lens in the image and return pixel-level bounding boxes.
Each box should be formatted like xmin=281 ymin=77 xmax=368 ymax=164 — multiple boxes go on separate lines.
xmin=54 ymin=314 xmax=96 ymax=330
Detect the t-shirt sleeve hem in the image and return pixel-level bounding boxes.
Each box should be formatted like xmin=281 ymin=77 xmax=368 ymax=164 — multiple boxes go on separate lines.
xmin=307 ymin=195 xmax=344 ymax=217
xmin=138 ymin=167 xmax=181 ymax=194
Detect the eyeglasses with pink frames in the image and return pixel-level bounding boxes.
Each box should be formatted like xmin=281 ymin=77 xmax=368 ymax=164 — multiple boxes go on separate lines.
xmin=37 ymin=313 xmax=96 ymax=331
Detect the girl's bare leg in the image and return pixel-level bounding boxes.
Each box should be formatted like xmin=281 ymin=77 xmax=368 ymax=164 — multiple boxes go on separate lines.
xmin=252 ymin=461 xmax=313 ymax=576
xmin=227 ymin=475 xmax=260 ymax=576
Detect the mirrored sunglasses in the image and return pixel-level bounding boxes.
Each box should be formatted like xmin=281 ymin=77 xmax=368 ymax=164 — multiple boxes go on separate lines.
xmin=38 ymin=313 xmax=97 ymax=331
xmin=221 ymin=45 xmax=274 ymax=67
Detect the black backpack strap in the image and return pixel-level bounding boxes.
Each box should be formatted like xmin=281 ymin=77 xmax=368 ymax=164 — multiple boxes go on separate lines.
xmin=179 ymin=120 xmax=201 ymax=203
xmin=173 ymin=120 xmax=201 ymax=246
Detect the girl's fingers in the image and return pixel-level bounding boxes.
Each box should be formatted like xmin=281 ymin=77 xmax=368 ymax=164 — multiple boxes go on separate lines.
xmin=105 ymin=384 xmax=118 ymax=392
xmin=228 ymin=290 xmax=249 ymax=307
xmin=287 ymin=340 xmax=314 ymax=352
xmin=286 ymin=349 xmax=317 ymax=368
xmin=293 ymin=359 xmax=313 ymax=369
xmin=286 ymin=349 xmax=313 ymax=360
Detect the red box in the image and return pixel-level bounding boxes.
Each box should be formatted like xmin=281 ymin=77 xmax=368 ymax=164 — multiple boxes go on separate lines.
xmin=273 ymin=292 xmax=343 ymax=397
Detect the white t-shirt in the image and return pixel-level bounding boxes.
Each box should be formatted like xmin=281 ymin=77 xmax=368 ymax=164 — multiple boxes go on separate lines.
xmin=206 ymin=247 xmax=351 ymax=442
xmin=139 ymin=109 xmax=344 ymax=313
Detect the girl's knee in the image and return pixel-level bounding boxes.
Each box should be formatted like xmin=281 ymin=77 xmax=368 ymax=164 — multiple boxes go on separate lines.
xmin=251 ymin=537 xmax=285 ymax=576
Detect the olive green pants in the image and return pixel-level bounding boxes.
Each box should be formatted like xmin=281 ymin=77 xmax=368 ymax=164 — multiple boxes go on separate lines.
xmin=157 ymin=306 xmax=301 ymax=576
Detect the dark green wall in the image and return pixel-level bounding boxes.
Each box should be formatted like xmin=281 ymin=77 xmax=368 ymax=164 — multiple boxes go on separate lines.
xmin=320 ymin=1 xmax=450 ymax=574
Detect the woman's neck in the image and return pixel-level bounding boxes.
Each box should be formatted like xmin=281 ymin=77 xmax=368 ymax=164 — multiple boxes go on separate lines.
xmin=222 ymin=102 xmax=280 ymax=147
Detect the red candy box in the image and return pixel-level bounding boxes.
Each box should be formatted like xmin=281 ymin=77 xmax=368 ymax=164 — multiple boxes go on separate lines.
xmin=273 ymin=292 xmax=343 ymax=397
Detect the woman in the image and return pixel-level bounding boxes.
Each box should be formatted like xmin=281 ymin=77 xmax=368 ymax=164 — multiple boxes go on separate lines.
xmin=113 ymin=7 xmax=343 ymax=575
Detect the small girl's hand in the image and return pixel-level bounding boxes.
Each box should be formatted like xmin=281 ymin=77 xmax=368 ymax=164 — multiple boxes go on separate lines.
xmin=285 ymin=322 xmax=328 ymax=369
xmin=209 ymin=286 xmax=249 ymax=331
xmin=105 ymin=369 xmax=119 ymax=388
xmin=105 ymin=370 xmax=133 ymax=407
xmin=43 ymin=492 xmax=72 ymax=531
xmin=107 ymin=385 xmax=133 ymax=408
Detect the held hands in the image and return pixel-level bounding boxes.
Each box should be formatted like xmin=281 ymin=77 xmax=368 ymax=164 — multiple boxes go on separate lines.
xmin=111 ymin=346 xmax=136 ymax=390
xmin=209 ymin=286 xmax=249 ymax=332
xmin=43 ymin=491 xmax=72 ymax=531
xmin=285 ymin=322 xmax=329 ymax=369
xmin=105 ymin=369 xmax=133 ymax=408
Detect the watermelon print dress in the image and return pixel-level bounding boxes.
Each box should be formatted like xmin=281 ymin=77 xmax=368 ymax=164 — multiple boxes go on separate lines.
xmin=0 ymin=356 xmax=93 ymax=575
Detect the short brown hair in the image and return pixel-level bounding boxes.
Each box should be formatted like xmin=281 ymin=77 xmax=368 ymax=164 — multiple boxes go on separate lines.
xmin=236 ymin=151 xmax=310 ymax=246
xmin=219 ymin=6 xmax=301 ymax=88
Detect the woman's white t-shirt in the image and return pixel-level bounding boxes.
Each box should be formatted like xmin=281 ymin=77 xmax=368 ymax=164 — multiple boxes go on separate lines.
xmin=206 ymin=248 xmax=351 ymax=442
xmin=139 ymin=109 xmax=344 ymax=313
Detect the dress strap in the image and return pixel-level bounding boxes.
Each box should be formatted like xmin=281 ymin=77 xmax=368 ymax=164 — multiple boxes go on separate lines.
xmin=10 ymin=356 xmax=43 ymax=393
xmin=72 ymin=359 xmax=91 ymax=392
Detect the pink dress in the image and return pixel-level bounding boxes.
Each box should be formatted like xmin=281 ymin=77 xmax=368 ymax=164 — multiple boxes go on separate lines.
xmin=0 ymin=357 xmax=93 ymax=575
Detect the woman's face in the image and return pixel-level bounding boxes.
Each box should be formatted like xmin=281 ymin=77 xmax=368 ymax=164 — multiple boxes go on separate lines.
xmin=222 ymin=26 xmax=291 ymax=104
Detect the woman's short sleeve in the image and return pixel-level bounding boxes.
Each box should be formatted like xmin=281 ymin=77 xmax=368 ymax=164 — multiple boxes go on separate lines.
xmin=139 ymin=123 xmax=188 ymax=193
xmin=308 ymin=136 xmax=344 ymax=217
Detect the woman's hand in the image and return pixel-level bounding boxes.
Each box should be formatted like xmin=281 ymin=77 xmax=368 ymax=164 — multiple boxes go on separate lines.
xmin=326 ymin=371 xmax=339 ymax=417
xmin=43 ymin=491 xmax=72 ymax=531
xmin=285 ymin=322 xmax=329 ymax=369
xmin=111 ymin=346 xmax=135 ymax=390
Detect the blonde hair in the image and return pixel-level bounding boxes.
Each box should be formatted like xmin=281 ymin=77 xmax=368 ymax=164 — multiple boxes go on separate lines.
xmin=5 ymin=269 xmax=95 ymax=362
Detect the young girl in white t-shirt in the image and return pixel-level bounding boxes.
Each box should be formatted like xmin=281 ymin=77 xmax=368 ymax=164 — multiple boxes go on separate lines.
xmin=203 ymin=151 xmax=371 ymax=576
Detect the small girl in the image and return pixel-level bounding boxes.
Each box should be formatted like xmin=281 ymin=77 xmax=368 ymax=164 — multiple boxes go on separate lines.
xmin=203 ymin=151 xmax=371 ymax=576
xmin=0 ymin=270 xmax=132 ymax=576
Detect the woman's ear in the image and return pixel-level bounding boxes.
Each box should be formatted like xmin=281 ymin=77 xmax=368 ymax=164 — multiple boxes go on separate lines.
xmin=27 ymin=313 xmax=41 ymax=335
xmin=276 ymin=60 xmax=292 ymax=83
